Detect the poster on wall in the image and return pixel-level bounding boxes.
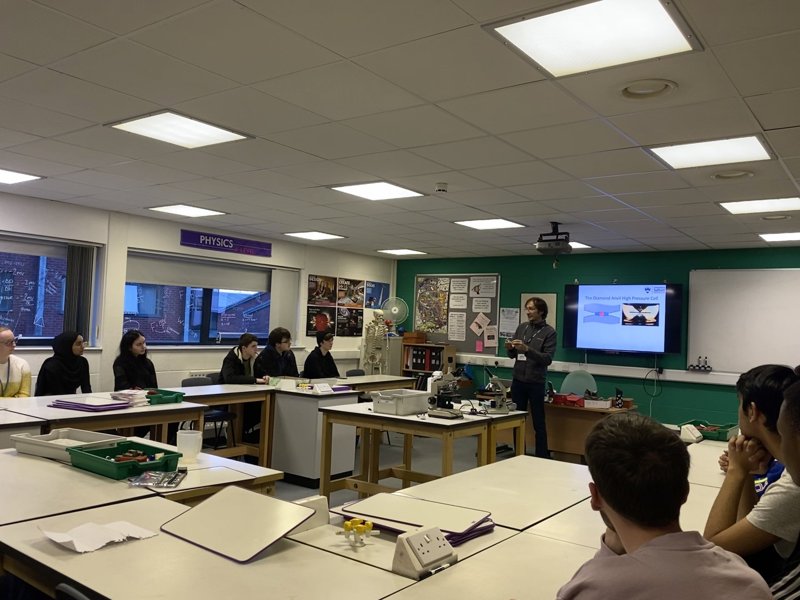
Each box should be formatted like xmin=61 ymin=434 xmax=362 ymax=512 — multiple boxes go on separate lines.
xmin=336 ymin=308 xmax=363 ymax=336
xmin=414 ymin=276 xmax=449 ymax=333
xmin=337 ymin=278 xmax=364 ymax=307
xmin=306 ymin=306 xmax=335 ymax=336
xmin=307 ymin=275 xmax=337 ymax=306
xmin=365 ymin=281 xmax=390 ymax=308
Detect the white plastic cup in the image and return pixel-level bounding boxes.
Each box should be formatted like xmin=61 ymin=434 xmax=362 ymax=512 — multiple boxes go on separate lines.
xmin=176 ymin=430 xmax=203 ymax=463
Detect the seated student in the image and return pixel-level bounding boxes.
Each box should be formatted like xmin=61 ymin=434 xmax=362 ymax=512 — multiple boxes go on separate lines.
xmin=219 ymin=333 xmax=267 ymax=384
xmin=771 ymin=374 xmax=800 ymax=598
xmin=113 ymin=329 xmax=157 ymax=391
xmin=0 ymin=326 xmax=30 ymax=398
xmin=557 ymin=412 xmax=771 ymax=600
xmin=254 ymin=327 xmax=299 ymax=379
xmin=303 ymin=331 xmax=339 ymax=379
xmin=35 ymin=331 xmax=91 ymax=396
xmin=704 ymin=364 xmax=800 ymax=583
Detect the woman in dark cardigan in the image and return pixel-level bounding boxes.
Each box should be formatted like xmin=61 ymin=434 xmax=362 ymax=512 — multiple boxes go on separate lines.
xmin=113 ymin=329 xmax=157 ymax=391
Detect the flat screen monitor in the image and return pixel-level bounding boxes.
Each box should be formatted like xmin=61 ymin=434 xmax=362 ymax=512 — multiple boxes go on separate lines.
xmin=562 ymin=283 xmax=683 ymax=354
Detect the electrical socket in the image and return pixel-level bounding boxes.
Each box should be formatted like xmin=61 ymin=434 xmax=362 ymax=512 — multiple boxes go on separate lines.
xmin=188 ymin=371 xmax=210 ymax=378
xmin=408 ymin=529 xmax=452 ymax=565
xmin=392 ymin=527 xmax=457 ymax=579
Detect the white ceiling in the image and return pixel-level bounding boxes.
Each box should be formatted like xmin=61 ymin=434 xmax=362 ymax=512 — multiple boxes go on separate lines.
xmin=1 ymin=0 xmax=800 ymax=258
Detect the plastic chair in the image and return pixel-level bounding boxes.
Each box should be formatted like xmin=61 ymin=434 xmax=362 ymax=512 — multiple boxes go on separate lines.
xmin=181 ymin=376 xmax=235 ymax=449
xmin=55 ymin=583 xmax=91 ymax=600
xmin=560 ymin=370 xmax=597 ymax=395
xmin=346 ymin=368 xmax=366 ymax=377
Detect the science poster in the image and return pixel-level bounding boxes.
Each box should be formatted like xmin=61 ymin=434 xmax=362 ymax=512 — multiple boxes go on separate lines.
xmin=365 ymin=281 xmax=390 ymax=308
xmin=306 ymin=306 xmax=335 ymax=336
xmin=307 ymin=274 xmax=337 ymax=306
xmin=336 ymin=307 xmax=363 ymax=336
xmin=337 ymin=278 xmax=364 ymax=307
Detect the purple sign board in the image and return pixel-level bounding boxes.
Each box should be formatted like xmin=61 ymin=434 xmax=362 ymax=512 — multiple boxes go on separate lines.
xmin=180 ymin=229 xmax=272 ymax=257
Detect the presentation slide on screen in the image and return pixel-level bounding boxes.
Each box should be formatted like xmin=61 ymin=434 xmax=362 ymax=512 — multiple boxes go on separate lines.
xmin=576 ymin=284 xmax=667 ymax=352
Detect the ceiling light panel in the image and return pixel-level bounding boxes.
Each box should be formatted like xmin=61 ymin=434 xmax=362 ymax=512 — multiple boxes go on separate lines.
xmin=650 ymin=136 xmax=771 ymax=169
xmin=493 ymin=0 xmax=696 ymax=77
xmin=378 ymin=249 xmax=427 ymax=255
xmin=111 ymin=112 xmax=247 ymax=148
xmin=455 ymin=219 xmax=524 ymax=230
xmin=149 ymin=204 xmax=225 ymax=217
xmin=285 ymin=231 xmax=344 ymax=240
xmin=760 ymin=232 xmax=800 ymax=242
xmin=0 ymin=168 xmax=41 ymax=184
xmin=332 ymin=182 xmax=422 ymax=201
xmin=721 ymin=197 xmax=800 ymax=215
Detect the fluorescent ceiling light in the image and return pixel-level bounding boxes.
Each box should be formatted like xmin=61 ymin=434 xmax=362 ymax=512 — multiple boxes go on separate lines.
xmin=332 ymin=182 xmax=422 ymax=201
xmin=0 ymin=168 xmax=41 ymax=184
xmin=650 ymin=136 xmax=770 ymax=169
xmin=760 ymin=232 xmax=800 ymax=242
xmin=149 ymin=204 xmax=225 ymax=217
xmin=570 ymin=241 xmax=592 ymax=249
xmin=455 ymin=219 xmax=523 ymax=230
xmin=493 ymin=0 xmax=694 ymax=77
xmin=721 ymin=197 xmax=800 ymax=215
xmin=111 ymin=112 xmax=246 ymax=148
xmin=285 ymin=231 xmax=344 ymax=241
xmin=378 ymin=249 xmax=427 ymax=256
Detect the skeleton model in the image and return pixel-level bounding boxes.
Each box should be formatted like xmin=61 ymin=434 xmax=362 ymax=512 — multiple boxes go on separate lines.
xmin=362 ymin=310 xmax=389 ymax=374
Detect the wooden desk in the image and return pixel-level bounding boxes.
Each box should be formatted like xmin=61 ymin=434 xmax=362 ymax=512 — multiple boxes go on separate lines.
xmin=335 ymin=374 xmax=415 ymax=393
xmin=0 ymin=449 xmax=154 ymax=527
xmin=0 ymin=496 xmax=413 ymax=599
xmin=2 ymin=395 xmax=206 ymax=444
xmin=318 ymin=403 xmax=525 ymax=500
xmin=398 ymin=455 xmax=592 ymax=531
xmin=528 ymin=482 xmax=719 ymax=548
xmin=163 ymin=384 xmax=274 ymax=467
xmin=544 ymin=402 xmax=631 ymax=457
xmin=383 ymin=532 xmax=595 ymax=600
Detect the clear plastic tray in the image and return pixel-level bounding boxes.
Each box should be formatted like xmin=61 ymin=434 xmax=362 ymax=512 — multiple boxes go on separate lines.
xmin=373 ymin=389 xmax=430 ymax=416
xmin=11 ymin=428 xmax=124 ymax=462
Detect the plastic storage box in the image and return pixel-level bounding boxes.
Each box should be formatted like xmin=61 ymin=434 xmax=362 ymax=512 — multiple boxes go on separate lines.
xmin=11 ymin=429 xmax=124 ymax=462
xmin=146 ymin=389 xmax=185 ymax=405
xmin=67 ymin=440 xmax=182 ymax=480
xmin=373 ymin=389 xmax=430 ymax=416
xmin=681 ymin=420 xmax=738 ymax=441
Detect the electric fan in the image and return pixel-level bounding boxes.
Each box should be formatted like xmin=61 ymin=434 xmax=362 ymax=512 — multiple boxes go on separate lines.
xmin=381 ymin=297 xmax=409 ymax=331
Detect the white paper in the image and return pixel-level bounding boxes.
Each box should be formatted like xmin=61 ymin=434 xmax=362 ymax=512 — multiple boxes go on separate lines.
xmin=41 ymin=521 xmax=156 ymax=553
xmin=499 ymin=308 xmax=520 ymax=338
xmin=470 ymin=312 xmax=491 ymax=336
xmin=484 ymin=326 xmax=498 ymax=348
xmin=472 ymin=298 xmax=491 ymax=312
xmin=448 ymin=312 xmax=466 ymax=341
xmin=449 ymin=294 xmax=467 ymax=309
xmin=469 ymin=276 xmax=496 ymax=297
xmin=450 ymin=278 xmax=468 ymax=294
xmin=312 ymin=383 xmax=334 ymax=394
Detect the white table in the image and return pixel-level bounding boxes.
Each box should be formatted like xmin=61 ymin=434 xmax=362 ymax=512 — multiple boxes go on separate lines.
xmin=2 ymin=394 xmax=206 ymax=443
xmin=688 ymin=441 xmax=727 ymax=488
xmin=528 ymin=482 xmax=720 ymax=549
xmin=0 ymin=496 xmax=414 ymax=599
xmin=335 ymin=374 xmax=416 ymax=393
xmin=382 ymin=532 xmax=595 ymax=600
xmin=397 ymin=455 xmax=592 ymax=531
xmin=273 ymin=388 xmax=360 ymax=487
xmin=0 ymin=449 xmax=154 ymax=526
xmin=0 ymin=409 xmax=44 ymax=448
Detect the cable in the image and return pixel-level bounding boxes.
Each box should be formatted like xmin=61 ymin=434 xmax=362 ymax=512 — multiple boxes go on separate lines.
xmin=642 ymin=368 xmax=663 ymax=417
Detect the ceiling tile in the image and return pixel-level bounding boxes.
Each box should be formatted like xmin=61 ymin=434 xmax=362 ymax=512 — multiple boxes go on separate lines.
xmin=392 ymin=171 xmax=491 ymax=195
xmin=202 ymin=138 xmax=317 ymax=170
xmin=0 ymin=1 xmax=112 ymax=64
xmin=676 ymin=160 xmax=789 ymax=187
xmin=219 ymin=169 xmax=315 ymax=193
xmin=242 ymin=0 xmax=473 ymax=57
xmin=614 ymin=188 xmax=711 ymax=207
xmin=541 ymin=196 xmax=625 ymax=212
xmin=0 ymin=127 xmax=39 ymax=149
xmin=548 ymin=148 xmax=665 ymax=179
xmin=487 ymin=201 xmax=555 ymax=218
xmin=508 ymin=180 xmax=597 ymax=201
xmin=97 ymin=161 xmax=197 ymax=185
xmin=767 ymin=127 xmax=800 ymax=158
xmin=271 ymin=161 xmax=374 ymax=186
xmin=0 ymin=149 xmax=81 ymax=176
xmin=682 ymin=0 xmax=800 ymax=46
xmin=53 ymin=40 xmax=236 ymax=105
xmin=465 ymin=160 xmax=569 ymax=186
xmin=337 ymin=151 xmax=448 ymax=179
xmin=267 ymin=123 xmax=394 ymax=160
xmin=355 ymin=26 xmax=541 ymax=102
xmin=344 ymin=105 xmax=482 ymax=148
xmin=443 ymin=187 xmax=533 ymax=207
xmin=411 ymin=137 xmax=532 ymax=170
xmin=696 ymin=178 xmax=799 ymax=202
xmin=169 ymin=178 xmax=259 ymax=199
xmin=0 ymin=96 xmax=92 ymax=137
xmin=132 ymin=1 xmax=338 ymax=84
xmin=5 ymin=139 xmax=129 ymax=169
xmin=642 ymin=202 xmax=726 ymax=219
xmin=502 ymin=119 xmax=634 ymax=159
xmin=584 ymin=171 xmax=691 ymax=195
xmin=0 ymin=52 xmax=35 ymax=82
xmin=54 ymin=126 xmax=179 ymax=160
xmin=746 ymin=89 xmax=800 ymax=130
xmin=148 ymin=150 xmax=256 ymax=177
xmin=715 ymin=30 xmax=800 ymax=96
xmin=255 ymin=61 xmax=422 ymax=121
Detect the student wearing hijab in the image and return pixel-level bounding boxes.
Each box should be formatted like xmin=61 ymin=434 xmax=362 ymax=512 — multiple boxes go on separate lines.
xmin=303 ymin=331 xmax=339 ymax=379
xmin=113 ymin=329 xmax=157 ymax=390
xmin=220 ymin=333 xmax=267 ymax=384
xmin=35 ymin=331 xmax=91 ymax=396
xmin=0 ymin=326 xmax=30 ymax=398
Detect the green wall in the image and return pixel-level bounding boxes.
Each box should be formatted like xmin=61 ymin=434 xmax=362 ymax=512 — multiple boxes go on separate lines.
xmin=396 ymin=246 xmax=800 ymax=425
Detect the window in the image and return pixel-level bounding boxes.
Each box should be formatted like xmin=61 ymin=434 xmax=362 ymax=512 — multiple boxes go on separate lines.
xmin=0 ymin=239 xmax=73 ymax=345
xmin=124 ymin=253 xmax=271 ymax=344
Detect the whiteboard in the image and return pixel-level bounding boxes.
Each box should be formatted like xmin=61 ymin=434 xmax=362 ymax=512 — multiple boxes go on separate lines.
xmin=688 ymin=269 xmax=800 ymax=374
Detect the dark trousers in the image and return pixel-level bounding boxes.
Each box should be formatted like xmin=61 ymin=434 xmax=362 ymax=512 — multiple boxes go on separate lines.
xmin=511 ymin=379 xmax=549 ymax=458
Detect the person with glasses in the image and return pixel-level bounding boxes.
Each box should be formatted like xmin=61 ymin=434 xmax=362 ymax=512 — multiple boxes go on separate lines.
xmin=35 ymin=331 xmax=91 ymax=396
xmin=0 ymin=326 xmax=30 ymax=397
xmin=254 ymin=327 xmax=299 ymax=380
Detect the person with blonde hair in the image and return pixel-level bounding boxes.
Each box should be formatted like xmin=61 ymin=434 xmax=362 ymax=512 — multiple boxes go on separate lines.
xmin=0 ymin=326 xmax=30 ymax=397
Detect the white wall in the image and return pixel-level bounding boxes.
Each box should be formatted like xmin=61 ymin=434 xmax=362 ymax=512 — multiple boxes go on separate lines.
xmin=1 ymin=192 xmax=394 ymax=391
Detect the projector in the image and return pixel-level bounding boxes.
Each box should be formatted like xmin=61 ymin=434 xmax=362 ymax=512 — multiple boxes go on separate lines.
xmin=535 ymin=222 xmax=572 ymax=255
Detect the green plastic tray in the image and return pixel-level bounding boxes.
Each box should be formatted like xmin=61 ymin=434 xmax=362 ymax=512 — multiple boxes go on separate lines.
xmin=682 ymin=419 xmax=738 ymax=441
xmin=67 ymin=440 xmax=181 ymax=480
xmin=146 ymin=388 xmax=185 ymax=405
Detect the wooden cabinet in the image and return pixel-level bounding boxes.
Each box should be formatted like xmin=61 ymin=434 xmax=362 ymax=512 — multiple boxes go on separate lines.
xmin=401 ymin=343 xmax=457 ymax=376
